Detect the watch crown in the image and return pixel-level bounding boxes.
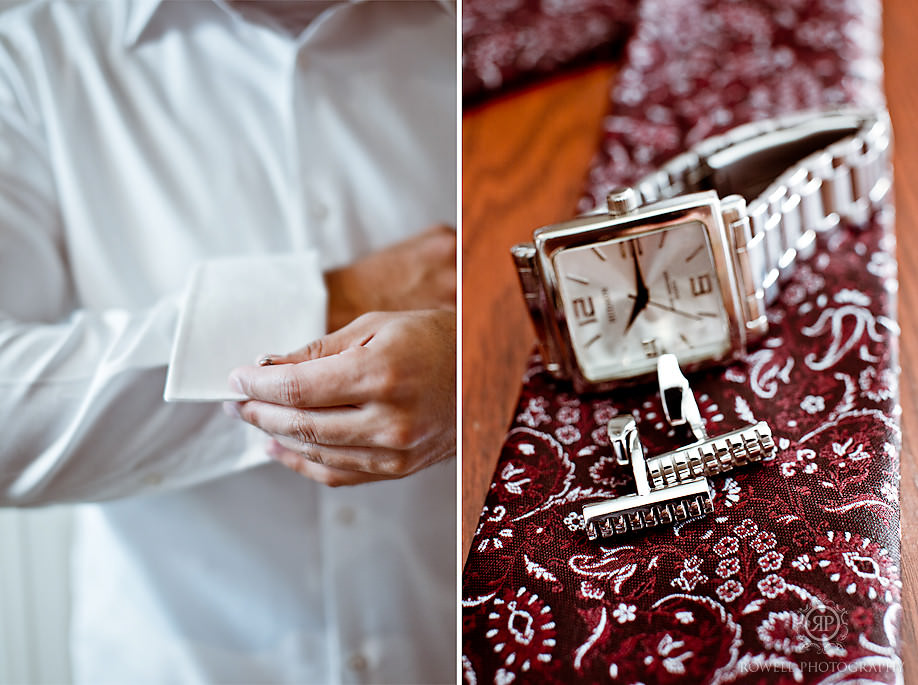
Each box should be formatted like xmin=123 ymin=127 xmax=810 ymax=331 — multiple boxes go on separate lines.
xmin=606 ymin=186 xmax=639 ymax=216
xmin=510 ymin=243 xmax=537 ymax=260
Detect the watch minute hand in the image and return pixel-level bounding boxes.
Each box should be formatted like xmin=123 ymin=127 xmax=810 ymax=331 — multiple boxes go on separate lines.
xmin=626 ymin=294 xmax=703 ymax=321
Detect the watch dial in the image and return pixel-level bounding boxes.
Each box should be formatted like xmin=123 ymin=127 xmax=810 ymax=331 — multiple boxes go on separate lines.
xmin=553 ymin=220 xmax=731 ymax=382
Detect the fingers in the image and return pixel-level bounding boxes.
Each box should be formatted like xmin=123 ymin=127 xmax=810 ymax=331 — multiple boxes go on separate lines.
xmin=231 ymin=320 xmax=381 ymax=407
xmin=230 ymin=314 xmax=384 ymax=405
xmin=268 ymin=435 xmax=420 ymax=478
xmin=231 ymin=311 xmax=410 ymax=407
xmin=224 ymin=309 xmax=455 ymax=484
xmin=232 ymin=400 xmax=394 ymax=448
xmin=230 ymin=355 xmax=367 ymax=407
xmin=267 ymin=442 xmax=389 ymax=487
xmin=254 ymin=314 xmax=377 ymax=367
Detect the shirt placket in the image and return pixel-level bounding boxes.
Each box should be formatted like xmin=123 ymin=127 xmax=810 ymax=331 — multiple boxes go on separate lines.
xmin=289 ymin=28 xmax=373 ymax=685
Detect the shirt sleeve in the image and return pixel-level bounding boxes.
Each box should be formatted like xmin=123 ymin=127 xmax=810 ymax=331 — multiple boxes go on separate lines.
xmin=0 ymin=48 xmax=326 ymax=506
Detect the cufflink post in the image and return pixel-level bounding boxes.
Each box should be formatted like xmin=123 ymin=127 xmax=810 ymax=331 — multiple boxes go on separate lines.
xmin=658 ymin=353 xmax=707 ymax=442
xmin=582 ymin=355 xmax=776 ymax=540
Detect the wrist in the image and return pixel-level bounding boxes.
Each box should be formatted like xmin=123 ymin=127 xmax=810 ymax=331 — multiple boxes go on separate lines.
xmin=323 ymin=267 xmax=357 ymax=333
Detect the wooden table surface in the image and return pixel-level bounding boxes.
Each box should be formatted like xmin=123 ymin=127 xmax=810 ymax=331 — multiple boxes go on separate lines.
xmin=462 ymin=0 xmax=917 ymax=678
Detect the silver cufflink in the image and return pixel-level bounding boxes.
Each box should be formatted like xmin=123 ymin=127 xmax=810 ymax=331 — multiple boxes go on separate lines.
xmin=582 ymin=354 xmax=776 ymax=540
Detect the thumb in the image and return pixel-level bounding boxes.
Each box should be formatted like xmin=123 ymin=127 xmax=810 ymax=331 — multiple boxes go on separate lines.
xmin=254 ymin=312 xmax=381 ymax=366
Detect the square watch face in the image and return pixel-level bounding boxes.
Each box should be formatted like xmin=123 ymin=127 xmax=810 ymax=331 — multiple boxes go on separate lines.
xmin=552 ymin=220 xmax=732 ymax=382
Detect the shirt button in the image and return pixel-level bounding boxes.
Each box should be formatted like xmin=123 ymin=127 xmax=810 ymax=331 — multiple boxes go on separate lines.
xmin=337 ymin=507 xmax=355 ymax=525
xmin=346 ymin=653 xmax=367 ymax=672
xmin=309 ymin=202 xmax=329 ymax=221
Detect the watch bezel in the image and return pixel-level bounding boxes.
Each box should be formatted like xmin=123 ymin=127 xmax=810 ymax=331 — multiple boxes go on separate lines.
xmin=532 ymin=191 xmax=748 ymax=392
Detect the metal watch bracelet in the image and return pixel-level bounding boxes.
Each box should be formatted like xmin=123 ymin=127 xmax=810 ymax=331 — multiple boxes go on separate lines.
xmin=631 ymin=108 xmax=892 ymax=318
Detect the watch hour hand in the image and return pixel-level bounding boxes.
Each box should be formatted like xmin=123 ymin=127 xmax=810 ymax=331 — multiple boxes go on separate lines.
xmin=624 ymin=244 xmax=648 ymax=333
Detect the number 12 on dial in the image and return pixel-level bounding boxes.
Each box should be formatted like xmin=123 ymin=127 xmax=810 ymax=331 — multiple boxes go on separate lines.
xmin=553 ymin=221 xmax=731 ymax=382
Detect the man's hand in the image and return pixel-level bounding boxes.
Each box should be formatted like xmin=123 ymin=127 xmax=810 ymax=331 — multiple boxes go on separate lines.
xmin=227 ymin=310 xmax=456 ymax=485
xmin=263 ymin=442 xmax=391 ymax=487
xmin=324 ymin=225 xmax=455 ymax=331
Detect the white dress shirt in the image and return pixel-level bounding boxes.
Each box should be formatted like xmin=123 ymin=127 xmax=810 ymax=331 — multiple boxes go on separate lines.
xmin=0 ymin=1 xmax=456 ymax=683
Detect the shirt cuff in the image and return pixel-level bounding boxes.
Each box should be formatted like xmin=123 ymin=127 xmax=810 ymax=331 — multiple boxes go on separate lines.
xmin=164 ymin=252 xmax=328 ymax=402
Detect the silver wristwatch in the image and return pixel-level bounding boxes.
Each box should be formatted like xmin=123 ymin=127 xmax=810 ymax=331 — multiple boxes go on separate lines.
xmin=512 ymin=108 xmax=892 ymax=393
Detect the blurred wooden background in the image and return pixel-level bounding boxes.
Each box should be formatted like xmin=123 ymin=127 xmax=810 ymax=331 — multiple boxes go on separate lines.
xmin=462 ymin=0 xmax=916 ymax=677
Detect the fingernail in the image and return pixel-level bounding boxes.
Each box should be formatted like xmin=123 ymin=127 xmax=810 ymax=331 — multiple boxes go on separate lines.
xmin=266 ymin=440 xmax=283 ymax=458
xmin=229 ymin=375 xmax=244 ymax=393
xmin=222 ymin=401 xmax=241 ymax=418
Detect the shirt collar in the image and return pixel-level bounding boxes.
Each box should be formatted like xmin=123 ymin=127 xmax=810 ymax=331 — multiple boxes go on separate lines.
xmin=123 ymin=0 xmax=455 ymax=48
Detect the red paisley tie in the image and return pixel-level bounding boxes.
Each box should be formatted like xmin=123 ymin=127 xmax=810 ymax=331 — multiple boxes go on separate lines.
xmin=463 ymin=1 xmax=901 ymax=683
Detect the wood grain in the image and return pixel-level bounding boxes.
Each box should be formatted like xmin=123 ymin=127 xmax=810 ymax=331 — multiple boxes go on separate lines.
xmin=462 ymin=64 xmax=616 ymax=560
xmin=462 ymin=2 xmax=916 ymax=676
xmin=883 ymin=0 xmax=916 ymax=680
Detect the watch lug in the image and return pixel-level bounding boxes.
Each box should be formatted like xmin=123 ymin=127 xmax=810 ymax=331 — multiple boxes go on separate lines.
xmin=720 ymin=194 xmax=769 ymax=345
xmin=719 ymin=193 xmax=747 ymax=223
xmin=511 ymin=243 xmax=566 ymax=377
xmin=745 ymin=317 xmax=769 ymax=345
